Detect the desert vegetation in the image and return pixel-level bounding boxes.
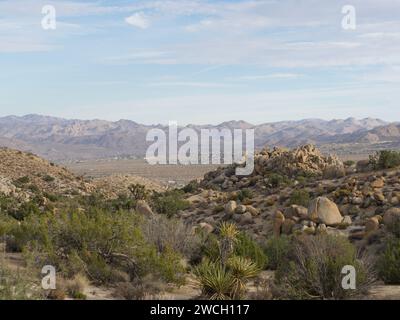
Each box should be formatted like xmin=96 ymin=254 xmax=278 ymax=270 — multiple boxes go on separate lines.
xmin=1 ymin=145 xmax=400 ymax=300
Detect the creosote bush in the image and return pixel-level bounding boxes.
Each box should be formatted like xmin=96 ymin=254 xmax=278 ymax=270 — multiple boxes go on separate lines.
xmin=370 ymin=150 xmax=400 ymax=170
xmin=275 ymin=235 xmax=375 ymax=300
xmin=377 ymin=237 xmax=400 ymax=284
xmin=289 ymin=190 xmax=310 ymax=207
xmin=5 ymin=208 xmax=186 ymax=286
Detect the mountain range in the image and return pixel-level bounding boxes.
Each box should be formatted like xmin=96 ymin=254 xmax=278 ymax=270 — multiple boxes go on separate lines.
xmin=0 ymin=114 xmax=399 ymax=161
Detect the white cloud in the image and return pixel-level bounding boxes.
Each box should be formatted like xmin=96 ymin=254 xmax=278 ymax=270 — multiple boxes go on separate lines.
xmin=125 ymin=12 xmax=150 ymax=29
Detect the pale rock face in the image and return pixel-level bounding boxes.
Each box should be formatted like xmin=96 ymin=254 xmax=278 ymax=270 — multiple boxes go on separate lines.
xmin=235 ymin=205 xmax=247 ymax=214
xmin=308 ymin=197 xmax=343 ymax=226
xmin=225 ymin=201 xmax=237 ymax=214
xmin=246 ymin=205 xmax=260 ymax=216
xmin=371 ymin=178 xmax=385 ymax=189
xmin=199 ymin=222 xmax=214 ymax=233
xmin=365 ymin=217 xmax=380 ymax=233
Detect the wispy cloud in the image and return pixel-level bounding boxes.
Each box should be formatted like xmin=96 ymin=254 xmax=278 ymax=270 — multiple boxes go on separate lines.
xmin=125 ymin=12 xmax=150 ymax=29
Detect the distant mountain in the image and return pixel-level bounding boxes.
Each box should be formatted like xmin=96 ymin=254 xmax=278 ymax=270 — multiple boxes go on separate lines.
xmin=0 ymin=114 xmax=395 ymax=161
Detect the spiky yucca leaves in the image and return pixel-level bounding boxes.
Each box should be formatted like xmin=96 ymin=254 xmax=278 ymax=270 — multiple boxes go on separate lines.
xmin=227 ymin=256 xmax=260 ymax=299
xmin=194 ymin=260 xmax=234 ymax=300
xmin=219 ymin=222 xmax=239 ymax=266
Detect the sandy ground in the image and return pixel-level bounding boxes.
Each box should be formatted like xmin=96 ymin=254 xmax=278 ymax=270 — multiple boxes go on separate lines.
xmin=65 ymin=159 xmax=219 ymax=186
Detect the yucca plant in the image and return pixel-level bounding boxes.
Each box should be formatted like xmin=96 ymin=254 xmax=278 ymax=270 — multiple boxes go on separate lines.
xmin=219 ymin=222 xmax=239 ymax=266
xmin=227 ymin=256 xmax=260 ymax=299
xmin=194 ymin=260 xmax=234 ymax=300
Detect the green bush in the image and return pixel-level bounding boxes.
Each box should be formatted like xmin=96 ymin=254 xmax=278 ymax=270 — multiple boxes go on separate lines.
xmin=128 ymin=184 xmax=150 ymax=201
xmin=344 ymin=160 xmax=355 ymax=167
xmin=267 ymin=173 xmax=291 ymax=188
xmin=265 ymin=236 xmax=291 ymax=270
xmin=378 ymin=237 xmax=400 ymax=284
xmin=234 ymin=233 xmax=268 ymax=269
xmin=370 ymin=150 xmax=400 ymax=170
xmin=151 ymin=190 xmax=189 ymax=218
xmin=182 ymin=180 xmax=200 ymax=194
xmin=42 ymin=175 xmax=55 ymax=183
xmin=8 ymin=208 xmax=185 ymax=285
xmin=275 ymin=235 xmax=375 ymax=299
xmin=289 ymin=190 xmax=310 ymax=207
xmin=13 ymin=176 xmax=30 ymax=187
xmin=237 ymin=189 xmax=254 ymax=202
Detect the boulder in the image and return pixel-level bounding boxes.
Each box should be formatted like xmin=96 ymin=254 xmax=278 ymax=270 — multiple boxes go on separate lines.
xmin=371 ymin=178 xmax=385 ymax=189
xmin=365 ymin=217 xmax=380 ymax=234
xmin=199 ymin=222 xmax=214 ymax=233
xmin=383 ymin=207 xmax=400 ymax=227
xmin=285 ymin=205 xmax=308 ymax=219
xmin=235 ymin=205 xmax=247 ymax=214
xmin=246 ymin=205 xmax=260 ymax=216
xmin=225 ymin=201 xmax=237 ymax=214
xmin=308 ymin=197 xmax=343 ymax=226
xmin=239 ymin=212 xmax=253 ymax=225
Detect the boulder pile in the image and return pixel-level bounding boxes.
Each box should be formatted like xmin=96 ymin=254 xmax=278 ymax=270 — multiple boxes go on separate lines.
xmin=201 ymin=144 xmax=345 ymax=190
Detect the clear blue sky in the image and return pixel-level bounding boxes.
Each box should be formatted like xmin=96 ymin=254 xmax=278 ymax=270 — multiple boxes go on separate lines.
xmin=0 ymin=0 xmax=399 ymax=124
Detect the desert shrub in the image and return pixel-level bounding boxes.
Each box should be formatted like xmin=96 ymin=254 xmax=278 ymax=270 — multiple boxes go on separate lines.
xmin=265 ymin=236 xmax=292 ymax=270
xmin=237 ymin=189 xmax=254 ymax=202
xmin=128 ymin=184 xmax=150 ymax=201
xmin=234 ymin=233 xmax=268 ymax=269
xmin=0 ymin=263 xmax=43 ymax=300
xmin=182 ymin=180 xmax=200 ymax=194
xmin=114 ymin=275 xmax=166 ymax=300
xmin=377 ymin=237 xmax=400 ymax=284
xmin=323 ymin=165 xmax=346 ymax=179
xmin=275 ymin=235 xmax=375 ymax=299
xmin=11 ymin=201 xmax=41 ymax=221
xmin=64 ymin=274 xmax=89 ymax=299
xmin=110 ymin=193 xmax=137 ymax=211
xmin=370 ymin=150 xmax=400 ymax=170
xmin=13 ymin=176 xmax=30 ymax=187
xmin=42 ymin=175 xmax=55 ymax=183
xmin=142 ymin=215 xmax=204 ymax=264
xmin=267 ymin=173 xmax=291 ymax=188
xmin=151 ymin=190 xmax=189 ymax=218
xmin=0 ymin=195 xmax=18 ymax=215
xmin=9 ymin=209 xmax=186 ymax=285
xmin=289 ymin=190 xmax=310 ymax=207
xmin=344 ymin=160 xmax=355 ymax=167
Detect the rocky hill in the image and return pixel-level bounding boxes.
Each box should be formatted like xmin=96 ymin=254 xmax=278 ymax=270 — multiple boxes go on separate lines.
xmin=179 ymin=145 xmax=400 ymax=252
xmin=0 ymin=114 xmax=394 ymax=161
xmin=0 ymin=148 xmax=164 ymax=202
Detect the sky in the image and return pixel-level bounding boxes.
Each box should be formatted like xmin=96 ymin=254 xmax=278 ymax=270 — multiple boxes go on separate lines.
xmin=0 ymin=0 xmax=399 ymax=125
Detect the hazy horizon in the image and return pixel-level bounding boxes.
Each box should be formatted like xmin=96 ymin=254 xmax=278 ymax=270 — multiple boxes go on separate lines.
xmin=0 ymin=112 xmax=398 ymax=127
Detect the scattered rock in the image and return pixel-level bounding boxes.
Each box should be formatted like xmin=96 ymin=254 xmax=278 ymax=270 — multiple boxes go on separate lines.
xmin=225 ymin=201 xmax=237 ymax=214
